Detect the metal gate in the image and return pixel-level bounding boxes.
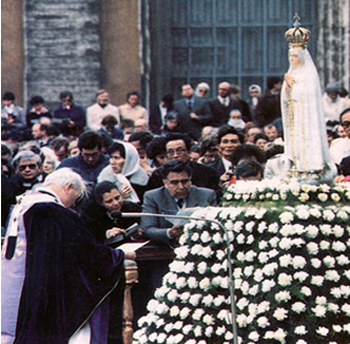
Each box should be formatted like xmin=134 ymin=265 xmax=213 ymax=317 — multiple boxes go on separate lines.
xmin=170 ymin=0 xmax=316 ymax=99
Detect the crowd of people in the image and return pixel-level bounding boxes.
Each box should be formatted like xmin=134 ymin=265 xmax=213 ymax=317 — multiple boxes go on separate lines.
xmin=1 ymin=79 xmax=350 ymax=343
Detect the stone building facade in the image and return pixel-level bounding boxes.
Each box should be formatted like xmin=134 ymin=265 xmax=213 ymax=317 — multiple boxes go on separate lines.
xmin=1 ymin=0 xmax=349 ymax=111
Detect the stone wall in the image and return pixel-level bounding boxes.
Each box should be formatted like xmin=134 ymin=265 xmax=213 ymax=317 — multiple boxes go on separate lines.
xmin=316 ymin=0 xmax=350 ymax=91
xmin=23 ymin=0 xmax=101 ymax=110
xmin=1 ymin=0 xmax=24 ymax=107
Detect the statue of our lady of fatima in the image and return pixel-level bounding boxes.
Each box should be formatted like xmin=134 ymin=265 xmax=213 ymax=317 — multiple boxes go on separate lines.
xmin=281 ymin=15 xmax=337 ymax=184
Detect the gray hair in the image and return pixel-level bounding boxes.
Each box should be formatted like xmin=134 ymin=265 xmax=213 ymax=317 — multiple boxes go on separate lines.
xmin=43 ymin=168 xmax=87 ymax=195
xmin=12 ymin=150 xmax=42 ymax=169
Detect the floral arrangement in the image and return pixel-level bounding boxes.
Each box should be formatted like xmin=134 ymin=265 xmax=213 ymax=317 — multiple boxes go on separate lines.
xmin=221 ymin=179 xmax=350 ymax=206
xmin=133 ymin=181 xmax=350 ymax=344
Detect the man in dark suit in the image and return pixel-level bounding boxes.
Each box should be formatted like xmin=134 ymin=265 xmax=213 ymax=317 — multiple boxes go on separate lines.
xmin=173 ymin=84 xmax=211 ymax=139
xmin=149 ymin=94 xmax=174 ymax=135
xmin=134 ymin=160 xmax=217 ymax=324
xmin=142 ymin=160 xmax=217 ymax=245
xmin=146 ymin=133 xmax=220 ymax=191
xmin=208 ymin=81 xmax=241 ymax=127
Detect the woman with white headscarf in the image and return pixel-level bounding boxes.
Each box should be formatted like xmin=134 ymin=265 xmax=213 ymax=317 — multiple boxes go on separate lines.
xmin=98 ymin=141 xmax=149 ymax=203
xmin=281 ymin=19 xmax=336 ymax=182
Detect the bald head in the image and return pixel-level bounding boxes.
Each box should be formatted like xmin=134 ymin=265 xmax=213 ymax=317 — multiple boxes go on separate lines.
xmin=218 ymin=82 xmax=231 ymax=98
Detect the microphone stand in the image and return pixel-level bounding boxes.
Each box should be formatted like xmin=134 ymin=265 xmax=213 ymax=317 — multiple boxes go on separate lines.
xmin=113 ymin=211 xmax=238 ymax=344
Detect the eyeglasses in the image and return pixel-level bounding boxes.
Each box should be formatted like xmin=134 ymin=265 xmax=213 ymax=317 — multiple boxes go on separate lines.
xmin=341 ymin=121 xmax=350 ymax=129
xmin=17 ymin=164 xmax=38 ymax=171
xmin=168 ymin=178 xmax=191 ymax=186
xmin=82 ymin=152 xmax=100 ymax=159
xmin=166 ymin=148 xmax=187 ymax=157
xmin=198 ymin=89 xmax=208 ymax=94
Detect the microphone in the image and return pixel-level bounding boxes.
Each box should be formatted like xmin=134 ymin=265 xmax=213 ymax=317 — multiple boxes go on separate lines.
xmin=112 ymin=210 xmax=238 ymax=344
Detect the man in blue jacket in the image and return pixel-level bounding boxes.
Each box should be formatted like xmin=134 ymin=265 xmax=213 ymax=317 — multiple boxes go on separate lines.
xmin=53 ymin=91 xmax=86 ymax=137
xmin=58 ymin=131 xmax=109 ymax=186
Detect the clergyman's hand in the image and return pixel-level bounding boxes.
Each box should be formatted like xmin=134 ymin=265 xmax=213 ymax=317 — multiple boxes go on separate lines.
xmin=106 ymin=227 xmax=125 ymax=239
xmin=168 ymin=225 xmax=184 ymax=239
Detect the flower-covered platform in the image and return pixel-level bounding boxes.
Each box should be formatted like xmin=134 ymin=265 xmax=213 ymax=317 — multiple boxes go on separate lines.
xmin=133 ymin=180 xmax=350 ymax=344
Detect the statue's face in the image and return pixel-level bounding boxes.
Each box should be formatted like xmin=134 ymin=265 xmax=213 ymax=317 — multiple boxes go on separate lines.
xmin=289 ymin=49 xmax=302 ymax=68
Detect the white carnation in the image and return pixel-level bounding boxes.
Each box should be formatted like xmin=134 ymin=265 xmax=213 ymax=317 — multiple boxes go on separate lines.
xmin=191 ymin=232 xmax=200 ymax=242
xmin=278 ymin=273 xmax=292 ymax=287
xmin=296 ymin=207 xmax=310 ymax=219
xmin=258 ymin=240 xmax=268 ymax=250
xmin=192 ymin=308 xmax=205 ymax=321
xmin=278 ymin=237 xmax=293 ymax=250
xmin=318 ymin=193 xmax=328 ymax=202
xmin=279 ymin=211 xmax=294 ymax=224
xmin=236 ymin=314 xmax=247 ymax=327
xmin=295 ymin=325 xmax=307 ymax=335
xmin=189 ymin=294 xmax=202 ymax=306
xmin=257 ymin=316 xmax=269 ymax=328
xmin=175 ymin=277 xmax=187 ymax=289
xmin=323 ymin=256 xmax=335 ymax=268
xmin=248 ymin=331 xmax=260 ymax=342
xmin=193 ymin=325 xmax=202 ymax=337
xmin=312 ymin=305 xmax=327 ymax=317
xmin=174 ymin=246 xmax=189 ymax=259
xmin=316 ymin=326 xmax=329 ymax=336
xmin=323 ymin=209 xmax=335 ymax=221
xmin=311 ymin=276 xmax=324 ymax=286
xmin=203 ymin=314 xmax=214 ymax=325
xmin=202 ymin=294 xmax=214 ymax=306
xmin=306 ymin=242 xmax=319 ymax=255
xmin=261 ymin=279 xmax=276 ymax=292
xmin=187 ymin=277 xmax=198 ymax=289
xmin=333 ymin=225 xmax=344 ymax=237
xmin=292 ymin=256 xmax=307 ymax=269
xmin=300 ymin=286 xmax=312 ymax=296
xmin=306 ymin=225 xmax=319 ymax=238
xmin=254 ymin=269 xmax=264 ymax=282
xmin=293 ymin=271 xmax=308 ymax=282
xmin=311 ymin=258 xmax=322 ymax=269
xmin=216 ymin=250 xmax=226 ymax=261
xmin=325 ymin=270 xmax=341 ymax=282
xmin=199 ymin=277 xmax=211 ymax=291
xmin=197 ymin=261 xmax=207 ymax=274
xmin=320 ymin=224 xmax=332 ymax=235
xmin=273 ymin=307 xmax=288 ymax=321
xmin=200 ymin=231 xmax=211 ymax=243
xmin=170 ymin=306 xmax=180 ymax=317
xmin=212 ymin=232 xmax=223 ymax=244
xmin=179 ymin=307 xmax=191 ymax=320
xmin=279 ymin=254 xmax=292 ymax=267
xmin=236 ymin=233 xmax=245 ymax=244
xmin=275 ymin=291 xmax=291 ymax=303
xmin=268 ymin=222 xmax=279 ymax=233
xmin=292 ymin=302 xmax=306 ymax=313
xmin=180 ymin=291 xmax=190 ymax=302
xmin=332 ymin=241 xmax=346 ymax=252
xmin=212 ymin=295 xmax=226 ymax=308
xmin=319 ymin=240 xmax=330 ymax=250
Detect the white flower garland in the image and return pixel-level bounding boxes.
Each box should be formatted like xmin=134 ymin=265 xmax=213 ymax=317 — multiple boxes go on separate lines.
xmin=133 ymin=181 xmax=350 ymax=343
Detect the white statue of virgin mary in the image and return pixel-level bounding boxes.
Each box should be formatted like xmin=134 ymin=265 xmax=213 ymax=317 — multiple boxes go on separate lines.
xmin=281 ymin=16 xmax=337 ymax=183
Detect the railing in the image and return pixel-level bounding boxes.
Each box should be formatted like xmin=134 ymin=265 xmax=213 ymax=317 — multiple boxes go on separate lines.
xmin=122 ymin=243 xmax=175 ymax=344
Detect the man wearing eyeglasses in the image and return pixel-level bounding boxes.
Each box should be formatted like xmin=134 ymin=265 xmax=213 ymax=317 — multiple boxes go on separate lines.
xmin=9 ymin=150 xmax=45 ymax=200
xmin=146 ymin=133 xmax=220 ymax=192
xmin=330 ymin=108 xmax=350 ymax=165
xmin=58 ymin=130 xmax=109 ymax=185
xmin=142 ymin=160 xmax=217 ymax=245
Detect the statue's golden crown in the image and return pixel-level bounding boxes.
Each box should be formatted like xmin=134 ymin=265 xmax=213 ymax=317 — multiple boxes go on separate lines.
xmin=285 ymin=15 xmax=311 ymax=48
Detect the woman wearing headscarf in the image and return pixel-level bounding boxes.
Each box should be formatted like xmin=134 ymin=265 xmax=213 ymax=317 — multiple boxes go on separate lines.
xmin=98 ymin=141 xmax=149 ymax=203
